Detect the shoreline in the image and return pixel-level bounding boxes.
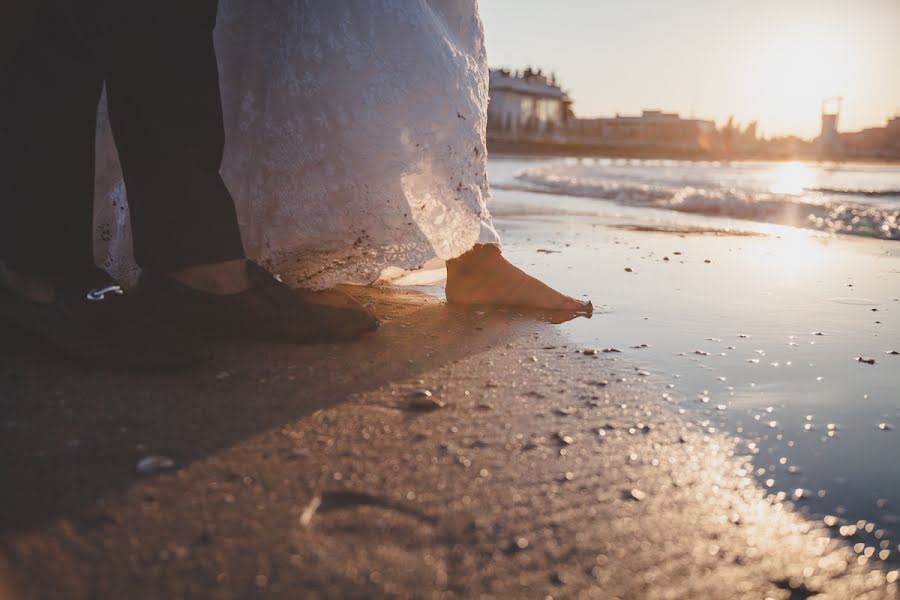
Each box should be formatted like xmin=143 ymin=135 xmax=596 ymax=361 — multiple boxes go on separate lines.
xmin=487 ymin=142 xmax=900 ymax=166
xmin=2 ymin=284 xmax=897 ymax=598
xmin=2 ymin=186 xmax=900 ymax=597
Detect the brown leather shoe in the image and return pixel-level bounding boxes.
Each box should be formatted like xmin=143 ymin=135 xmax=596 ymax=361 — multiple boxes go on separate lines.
xmin=0 ymin=267 xmax=210 ymax=370
xmin=137 ymin=261 xmax=379 ymax=344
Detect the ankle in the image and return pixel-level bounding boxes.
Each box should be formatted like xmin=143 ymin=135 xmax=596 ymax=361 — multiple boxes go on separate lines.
xmin=447 ymin=244 xmax=502 ymax=278
xmin=0 ymin=261 xmax=56 ymax=303
xmin=168 ymin=259 xmax=251 ymax=295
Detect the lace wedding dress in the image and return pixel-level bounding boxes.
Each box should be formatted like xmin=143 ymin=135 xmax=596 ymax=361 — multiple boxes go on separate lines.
xmin=92 ymin=0 xmax=500 ymax=289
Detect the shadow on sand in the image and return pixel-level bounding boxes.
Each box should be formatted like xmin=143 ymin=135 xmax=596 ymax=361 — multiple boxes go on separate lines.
xmin=0 ymin=286 xmax=587 ymax=533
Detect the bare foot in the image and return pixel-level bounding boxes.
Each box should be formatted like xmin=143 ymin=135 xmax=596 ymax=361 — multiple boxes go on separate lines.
xmin=445 ymin=245 xmax=591 ymax=311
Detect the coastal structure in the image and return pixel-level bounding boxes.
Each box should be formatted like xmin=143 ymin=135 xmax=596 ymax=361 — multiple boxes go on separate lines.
xmin=818 ymin=97 xmax=843 ymax=159
xmin=486 ymin=67 xmax=898 ymax=162
xmin=487 ymin=66 xmax=718 ymax=157
xmin=487 ymin=68 xmax=571 ymax=139
xmin=815 ymin=97 xmax=900 ymax=161
xmin=840 ymin=114 xmax=900 ymax=160
xmin=569 ymin=110 xmax=716 ymax=152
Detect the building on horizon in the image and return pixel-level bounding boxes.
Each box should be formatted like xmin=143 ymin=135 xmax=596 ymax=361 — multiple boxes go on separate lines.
xmin=486 ymin=66 xmax=899 ymax=162
xmin=817 ymin=98 xmax=843 ymax=159
xmin=488 ymin=66 xmax=723 ymax=157
xmin=487 ymin=68 xmax=571 ymax=139
xmin=839 ymin=115 xmax=900 ymax=161
xmin=568 ymin=110 xmax=717 ymax=153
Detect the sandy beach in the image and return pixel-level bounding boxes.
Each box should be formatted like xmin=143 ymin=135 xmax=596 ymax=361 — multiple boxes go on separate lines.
xmin=2 ymin=157 xmax=900 ymax=598
xmin=1 ymin=293 xmax=895 ymax=599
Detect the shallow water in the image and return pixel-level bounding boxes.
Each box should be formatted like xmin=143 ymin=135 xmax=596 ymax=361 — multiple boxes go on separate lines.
xmin=497 ymin=157 xmax=900 ymax=240
xmin=488 ymin=156 xmax=900 ymax=563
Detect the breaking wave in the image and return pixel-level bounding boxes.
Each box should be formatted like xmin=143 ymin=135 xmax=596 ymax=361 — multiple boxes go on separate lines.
xmin=804 ymin=187 xmax=900 ymax=198
xmin=509 ymin=163 xmax=900 ymax=241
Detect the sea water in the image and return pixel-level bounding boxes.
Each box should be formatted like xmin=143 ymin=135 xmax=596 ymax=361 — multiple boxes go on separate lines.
xmin=488 ymin=156 xmax=900 ymax=564
xmin=496 ymin=157 xmax=900 ymax=240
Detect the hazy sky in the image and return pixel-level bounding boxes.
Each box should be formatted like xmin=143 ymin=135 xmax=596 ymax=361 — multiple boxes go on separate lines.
xmin=479 ymin=0 xmax=900 ymax=138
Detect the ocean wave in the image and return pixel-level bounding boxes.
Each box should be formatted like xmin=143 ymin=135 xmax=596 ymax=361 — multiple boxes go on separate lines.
xmin=511 ymin=166 xmax=900 ymax=241
xmin=805 ymin=187 xmax=900 ymax=198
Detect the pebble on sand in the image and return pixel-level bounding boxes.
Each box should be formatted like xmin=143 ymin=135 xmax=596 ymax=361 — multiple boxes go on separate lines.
xmin=624 ymin=267 xmax=633 ymax=272
xmin=136 ymin=455 xmax=175 ymax=476
xmin=408 ymin=389 xmax=445 ymax=411
xmin=556 ymin=432 xmax=575 ymax=445
xmin=856 ymin=357 xmax=877 ymax=365
xmin=299 ymin=496 xmax=321 ymax=527
xmin=629 ymin=488 xmax=647 ymax=501
xmin=877 ymin=423 xmax=893 ymax=431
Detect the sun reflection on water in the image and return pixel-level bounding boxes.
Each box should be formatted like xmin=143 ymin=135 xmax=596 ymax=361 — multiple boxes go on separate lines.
xmin=769 ymin=161 xmax=816 ymax=195
xmin=752 ymin=224 xmax=827 ymax=274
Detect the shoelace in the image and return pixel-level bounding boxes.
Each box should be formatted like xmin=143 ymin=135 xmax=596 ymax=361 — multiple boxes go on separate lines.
xmin=86 ymin=285 xmax=124 ymax=302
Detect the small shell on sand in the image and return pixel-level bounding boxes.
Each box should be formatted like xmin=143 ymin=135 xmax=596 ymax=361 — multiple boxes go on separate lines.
xmin=136 ymin=455 xmax=174 ymax=476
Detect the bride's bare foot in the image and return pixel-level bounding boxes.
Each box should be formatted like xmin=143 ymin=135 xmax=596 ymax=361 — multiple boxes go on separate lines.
xmin=446 ymin=245 xmax=591 ymax=311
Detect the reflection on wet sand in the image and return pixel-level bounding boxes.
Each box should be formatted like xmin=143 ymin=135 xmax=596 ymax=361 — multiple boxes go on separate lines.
xmin=490 ymin=157 xmax=900 ymax=581
xmin=1 ymin=292 xmax=896 ymax=597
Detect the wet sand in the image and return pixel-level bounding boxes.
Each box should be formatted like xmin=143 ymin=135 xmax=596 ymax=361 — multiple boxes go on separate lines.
xmin=488 ymin=165 xmax=900 ymax=551
xmin=1 ymin=279 xmax=898 ymax=598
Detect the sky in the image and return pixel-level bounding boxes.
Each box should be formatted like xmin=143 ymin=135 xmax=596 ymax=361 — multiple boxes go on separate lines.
xmin=479 ymin=0 xmax=900 ymax=138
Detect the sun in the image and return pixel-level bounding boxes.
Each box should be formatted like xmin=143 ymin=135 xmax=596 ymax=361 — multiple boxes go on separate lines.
xmin=749 ymin=25 xmax=854 ymax=137
xmin=769 ymin=161 xmax=816 ymax=195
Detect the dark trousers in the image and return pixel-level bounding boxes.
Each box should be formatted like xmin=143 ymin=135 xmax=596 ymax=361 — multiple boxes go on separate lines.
xmin=0 ymin=0 xmax=245 ymax=277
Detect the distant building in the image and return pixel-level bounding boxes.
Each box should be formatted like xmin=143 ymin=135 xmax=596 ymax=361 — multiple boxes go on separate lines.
xmin=569 ymin=110 xmax=716 ymax=151
xmin=816 ymin=97 xmax=845 ymax=159
xmin=841 ymin=115 xmax=900 ymax=160
xmin=487 ymin=68 xmax=571 ymax=138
